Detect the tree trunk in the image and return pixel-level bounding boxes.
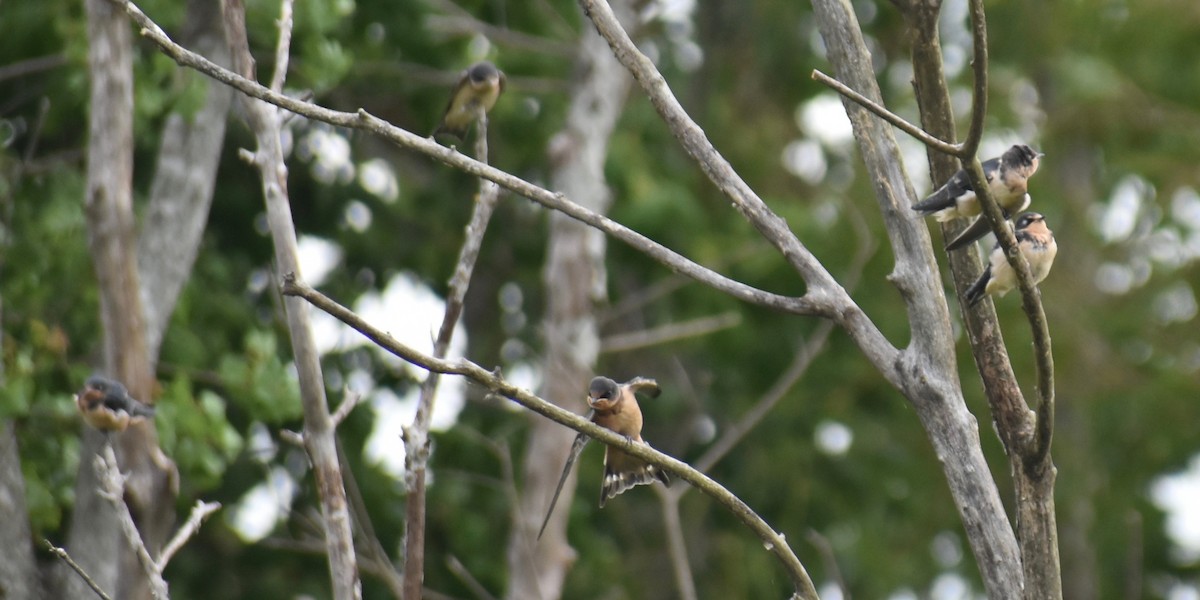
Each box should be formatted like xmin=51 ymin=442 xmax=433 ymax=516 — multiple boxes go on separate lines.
xmin=0 ymin=422 xmax=40 ymax=600
xmin=504 ymin=3 xmax=634 ymax=598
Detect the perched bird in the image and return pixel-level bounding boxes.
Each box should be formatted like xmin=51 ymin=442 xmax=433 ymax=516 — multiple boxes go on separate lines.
xmin=588 ymin=376 xmax=671 ymax=506
xmin=914 ymin=144 xmax=1044 ymax=246
xmin=964 ymin=212 xmax=1058 ymax=306
xmin=944 ymin=193 xmax=1031 ymax=251
xmin=537 ymin=376 xmax=670 ymax=540
xmin=432 ymin=61 xmax=506 ymax=141
xmin=75 ymin=375 xmax=156 ymax=432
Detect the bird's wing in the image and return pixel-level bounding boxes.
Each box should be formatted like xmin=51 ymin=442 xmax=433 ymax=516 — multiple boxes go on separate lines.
xmin=623 ymin=377 xmax=661 ymax=399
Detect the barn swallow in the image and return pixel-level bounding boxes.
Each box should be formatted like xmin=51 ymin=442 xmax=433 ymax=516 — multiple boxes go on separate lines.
xmin=964 ymin=212 xmax=1058 ymax=306
xmin=75 ymin=375 xmax=156 ymax=432
xmin=432 ymin=61 xmax=505 ymax=141
xmin=537 ymin=376 xmax=670 ymax=540
xmin=944 ymin=193 xmax=1031 ymax=251
xmin=913 ymin=144 xmax=1044 ymax=227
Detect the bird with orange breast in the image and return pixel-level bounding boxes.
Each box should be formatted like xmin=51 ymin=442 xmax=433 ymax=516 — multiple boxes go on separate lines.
xmin=964 ymin=212 xmax=1058 ymax=306
xmin=75 ymin=375 xmax=156 ymax=433
xmin=538 ymin=376 xmax=670 ymax=540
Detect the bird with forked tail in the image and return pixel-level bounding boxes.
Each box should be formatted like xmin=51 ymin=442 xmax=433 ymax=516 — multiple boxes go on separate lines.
xmin=914 ymin=144 xmax=1044 ymax=251
xmin=964 ymin=212 xmax=1058 ymax=306
xmin=537 ymin=376 xmax=670 ymax=540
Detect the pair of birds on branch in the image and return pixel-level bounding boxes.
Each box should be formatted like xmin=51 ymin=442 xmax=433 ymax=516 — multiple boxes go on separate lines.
xmin=913 ymin=143 xmax=1058 ymax=306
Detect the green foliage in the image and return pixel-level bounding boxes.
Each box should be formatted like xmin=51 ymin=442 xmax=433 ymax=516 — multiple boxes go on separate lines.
xmin=156 ymin=377 xmax=245 ymax=493
xmin=218 ymin=330 xmax=303 ymax=424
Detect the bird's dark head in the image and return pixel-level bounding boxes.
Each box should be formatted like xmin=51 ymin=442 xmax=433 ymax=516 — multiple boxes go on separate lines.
xmin=85 ymin=375 xmax=127 ymax=399
xmin=1006 ymin=144 xmax=1044 ymax=169
xmin=1015 ymin=212 xmax=1045 ymax=230
xmin=588 ymin=376 xmax=619 ymax=403
xmin=467 ymin=61 xmax=501 ymax=85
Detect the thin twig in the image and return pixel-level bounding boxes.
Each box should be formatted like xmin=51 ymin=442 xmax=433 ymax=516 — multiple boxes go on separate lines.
xmin=403 ymin=112 xmax=501 ymax=599
xmin=600 ymin=311 xmax=741 ymax=353
xmin=0 ymin=54 xmax=68 ymax=83
xmin=690 ymin=321 xmax=834 ymax=477
xmin=423 ymin=0 xmax=576 ymax=56
xmin=655 ymin=490 xmax=698 ymax=600
xmin=95 ymin=446 xmax=169 ymax=600
xmin=336 ymin=439 xmax=404 ymax=599
xmin=44 ymin=540 xmax=115 ymax=600
xmin=280 ymin=275 xmax=818 ymax=598
xmin=269 ymin=0 xmax=295 ymax=93
xmin=331 ymin=390 xmax=363 ymax=428
xmin=806 ymin=529 xmax=850 ymax=600
xmin=446 ymin=555 xmax=499 ymax=600
xmin=812 ymin=69 xmax=959 ymax=156
xmin=157 ymin=500 xmax=221 ymax=569
xmin=960 ymin=0 xmax=988 ymax=159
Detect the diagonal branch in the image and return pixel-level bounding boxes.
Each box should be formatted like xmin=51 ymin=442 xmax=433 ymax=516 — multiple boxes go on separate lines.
xmin=106 ymin=0 xmax=825 ymax=319
xmin=811 ymin=69 xmax=959 ymax=156
xmin=280 ymin=275 xmax=820 ymax=600
xmin=577 ymin=0 xmax=902 ymax=388
xmin=45 ymin=541 xmax=114 ymax=600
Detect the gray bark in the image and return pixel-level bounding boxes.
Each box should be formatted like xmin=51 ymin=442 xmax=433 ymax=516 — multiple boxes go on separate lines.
xmin=138 ymin=0 xmax=234 ymax=360
xmin=0 ymin=422 xmax=40 ymax=600
xmin=504 ymin=4 xmax=634 ymax=598
xmin=222 ymin=2 xmax=361 ymax=598
xmin=810 ymin=0 xmax=1025 ymax=596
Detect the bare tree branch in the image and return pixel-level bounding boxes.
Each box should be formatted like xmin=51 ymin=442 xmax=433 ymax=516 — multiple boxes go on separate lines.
xmin=269 ymin=0 xmax=294 ymax=93
xmin=46 ymin=540 xmax=115 ymax=600
xmin=600 ymin=312 xmax=741 ymax=353
xmin=157 ymin=500 xmax=221 ymax=570
xmin=95 ymin=446 xmax=168 ymax=600
xmin=654 ymin=488 xmax=698 ymax=600
xmin=961 ymin=0 xmax=988 ymax=159
xmin=281 ymin=275 xmax=819 ymax=599
xmin=507 ymin=10 xmax=633 ymax=593
xmin=220 ymin=1 xmax=360 ymax=597
xmin=0 ymin=54 xmax=68 ymax=83
xmin=811 ymin=69 xmax=959 ymax=155
xmin=806 ymin=529 xmax=850 ymax=600
xmin=447 ymin=555 xmax=499 ymax=600
xmin=424 ymin=0 xmax=576 ymax=56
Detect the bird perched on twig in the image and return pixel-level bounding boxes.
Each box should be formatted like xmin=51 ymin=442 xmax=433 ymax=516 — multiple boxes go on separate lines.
xmin=75 ymin=375 xmax=156 ymax=432
xmin=913 ymin=144 xmax=1044 ymax=251
xmin=964 ymin=212 xmax=1058 ymax=306
xmin=537 ymin=376 xmax=670 ymax=540
xmin=432 ymin=61 xmax=506 ymax=141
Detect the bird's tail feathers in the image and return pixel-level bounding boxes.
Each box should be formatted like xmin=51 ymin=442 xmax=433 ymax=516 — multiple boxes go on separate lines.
xmin=964 ymin=267 xmax=991 ymax=306
xmin=599 ymin=463 xmax=669 ymax=507
xmin=912 ymin=189 xmax=954 ymax=215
